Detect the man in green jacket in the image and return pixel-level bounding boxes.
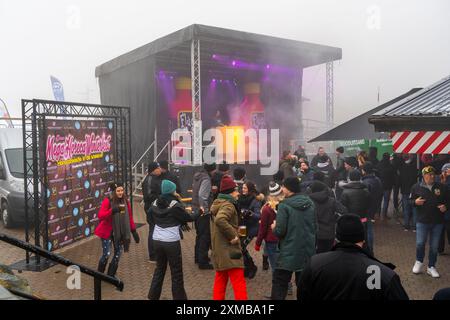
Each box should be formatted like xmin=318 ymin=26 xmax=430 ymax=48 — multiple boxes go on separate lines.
xmin=271 ymin=176 xmax=316 ymax=300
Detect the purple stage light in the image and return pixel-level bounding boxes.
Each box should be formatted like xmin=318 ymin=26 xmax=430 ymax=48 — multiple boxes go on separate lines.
xmin=266 ymin=64 xmax=271 ymax=69
xmin=212 ymin=78 xmax=216 ymax=82
xmin=232 ymin=60 xmax=236 ymax=67
xmin=212 ymin=54 xmax=217 ymax=59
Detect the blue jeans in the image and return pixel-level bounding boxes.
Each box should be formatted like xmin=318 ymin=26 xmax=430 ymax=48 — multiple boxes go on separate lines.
xmin=402 ymin=194 xmax=416 ymax=229
xmin=416 ymin=223 xmax=444 ymax=267
xmin=382 ymin=189 xmax=392 ymax=216
xmin=264 ymin=242 xmax=279 ymax=273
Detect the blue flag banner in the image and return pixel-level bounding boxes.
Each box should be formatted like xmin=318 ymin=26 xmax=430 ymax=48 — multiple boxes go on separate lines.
xmin=50 ymin=76 xmax=65 ymax=101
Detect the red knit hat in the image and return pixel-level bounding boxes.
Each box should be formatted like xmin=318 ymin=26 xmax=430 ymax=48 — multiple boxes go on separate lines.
xmin=220 ymin=175 xmax=238 ymax=194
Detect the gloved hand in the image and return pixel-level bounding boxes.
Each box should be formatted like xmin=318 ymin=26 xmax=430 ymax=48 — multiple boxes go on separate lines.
xmin=254 ymin=244 xmax=261 ymax=252
xmin=132 ymin=230 xmax=140 ymax=244
xmin=180 ymin=224 xmax=191 ymax=232
xmin=112 ymin=206 xmax=120 ymax=215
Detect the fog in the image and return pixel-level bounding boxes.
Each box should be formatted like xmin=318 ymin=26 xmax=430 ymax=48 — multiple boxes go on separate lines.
xmin=1 ymin=0 xmax=449 ymax=130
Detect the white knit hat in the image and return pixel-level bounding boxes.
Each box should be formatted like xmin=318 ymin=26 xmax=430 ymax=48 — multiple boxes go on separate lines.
xmin=269 ymin=182 xmax=282 ymax=196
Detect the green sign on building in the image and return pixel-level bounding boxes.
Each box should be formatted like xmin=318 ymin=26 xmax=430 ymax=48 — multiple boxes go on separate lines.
xmin=335 ymin=139 xmax=393 ymax=160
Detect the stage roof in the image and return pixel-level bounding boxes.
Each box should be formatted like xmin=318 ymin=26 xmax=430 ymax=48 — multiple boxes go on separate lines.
xmin=308 ymin=88 xmax=422 ymax=143
xmin=369 ymin=75 xmax=450 ymax=132
xmin=95 ymin=24 xmax=342 ymax=77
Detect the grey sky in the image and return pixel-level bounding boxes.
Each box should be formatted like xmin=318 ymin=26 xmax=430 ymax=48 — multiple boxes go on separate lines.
xmin=1 ymin=0 xmax=449 ymax=129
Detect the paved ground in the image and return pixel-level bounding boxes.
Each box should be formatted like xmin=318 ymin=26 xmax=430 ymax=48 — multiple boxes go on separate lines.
xmin=1 ymin=201 xmax=449 ymax=300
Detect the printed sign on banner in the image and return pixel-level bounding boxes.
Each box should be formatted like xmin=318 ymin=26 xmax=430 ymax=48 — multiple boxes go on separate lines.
xmin=43 ymin=119 xmax=116 ymax=251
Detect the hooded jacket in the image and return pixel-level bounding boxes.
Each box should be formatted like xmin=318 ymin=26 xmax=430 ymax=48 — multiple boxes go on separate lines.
xmin=149 ymin=194 xmax=199 ymax=242
xmin=399 ymin=161 xmax=418 ymax=194
xmin=210 ymin=194 xmax=244 ymax=271
xmin=308 ymin=188 xmax=348 ymax=240
xmin=192 ymin=169 xmax=212 ymax=213
xmin=312 ymin=161 xmax=336 ymax=189
xmin=299 ymin=242 xmax=409 ymax=300
xmin=361 ymin=174 xmax=383 ymax=219
xmin=341 ymin=182 xmax=370 ymax=219
xmin=273 ymin=194 xmax=316 ymax=272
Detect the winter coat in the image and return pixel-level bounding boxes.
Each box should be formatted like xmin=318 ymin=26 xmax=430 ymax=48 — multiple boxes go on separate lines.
xmin=312 ymin=162 xmax=336 ymax=189
xmin=192 ymin=169 xmax=212 ymax=213
xmin=340 ymin=182 xmax=370 ymax=219
xmin=377 ymin=160 xmax=395 ymax=190
xmin=273 ymin=194 xmax=316 ymax=272
xmin=299 ymin=243 xmax=409 ymax=301
xmin=335 ymin=155 xmax=346 ymax=181
xmin=95 ymin=198 xmax=136 ymax=240
xmin=143 ymin=171 xmax=180 ymax=213
xmin=361 ymin=174 xmax=383 ymax=219
xmin=148 ymin=194 xmax=198 ymax=241
xmin=311 ymin=154 xmax=332 ymax=168
xmin=238 ymin=194 xmax=263 ymax=238
xmin=279 ymin=160 xmax=295 ymax=179
xmin=210 ymin=195 xmax=244 ymax=271
xmin=411 ymin=181 xmax=449 ymax=225
xmin=255 ymin=204 xmax=279 ymax=246
xmin=308 ymin=189 xmax=348 ymax=240
xmin=399 ymin=161 xmax=418 ymax=195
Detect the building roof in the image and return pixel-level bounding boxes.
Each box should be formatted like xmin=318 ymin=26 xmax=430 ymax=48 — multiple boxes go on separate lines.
xmin=308 ymin=88 xmax=422 ymax=142
xmin=95 ymin=24 xmax=342 ymax=77
xmin=369 ymin=75 xmax=450 ymax=131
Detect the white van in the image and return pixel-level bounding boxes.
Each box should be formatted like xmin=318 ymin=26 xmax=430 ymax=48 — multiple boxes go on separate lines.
xmin=0 ymin=128 xmax=27 ymax=228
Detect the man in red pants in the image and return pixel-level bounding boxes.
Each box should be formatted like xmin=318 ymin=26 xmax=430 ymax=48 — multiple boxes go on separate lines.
xmin=210 ymin=175 xmax=248 ymax=300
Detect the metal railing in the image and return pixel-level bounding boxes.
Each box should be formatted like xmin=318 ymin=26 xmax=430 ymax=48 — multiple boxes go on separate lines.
xmin=0 ymin=233 xmax=124 ymax=300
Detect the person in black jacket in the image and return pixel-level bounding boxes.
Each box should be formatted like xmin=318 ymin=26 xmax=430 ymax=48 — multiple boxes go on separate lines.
xmin=299 ymin=214 xmax=409 ymax=301
xmin=361 ymin=162 xmax=383 ymax=255
xmin=312 ymin=155 xmax=336 ymax=189
xmin=147 ymin=180 xmax=199 ymax=300
xmin=310 ymin=147 xmax=332 ymax=168
xmin=341 ymin=170 xmax=370 ymax=251
xmin=411 ymin=166 xmax=449 ymax=278
xmin=307 ymin=181 xmax=347 ymax=253
xmin=377 ymin=153 xmax=395 ymax=220
xmin=399 ymin=154 xmax=419 ymax=231
xmin=142 ymin=162 xmax=163 ymax=262
xmin=192 ymin=163 xmax=216 ymax=270
xmin=159 ymin=160 xmax=182 ymax=194
xmin=392 ymin=153 xmax=404 ymax=217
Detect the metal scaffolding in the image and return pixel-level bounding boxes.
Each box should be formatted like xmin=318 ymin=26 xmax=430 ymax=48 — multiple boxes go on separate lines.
xmin=191 ymin=39 xmax=202 ymax=166
xmin=326 ymin=61 xmax=334 ymax=128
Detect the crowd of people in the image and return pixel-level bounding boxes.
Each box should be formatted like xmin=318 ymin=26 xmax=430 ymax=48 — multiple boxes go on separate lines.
xmin=93 ymin=146 xmax=450 ymax=300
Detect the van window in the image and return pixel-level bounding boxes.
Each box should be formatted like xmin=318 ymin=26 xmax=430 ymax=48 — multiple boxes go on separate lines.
xmin=5 ymin=148 xmax=25 ymax=179
xmin=0 ymin=152 xmax=4 ymax=179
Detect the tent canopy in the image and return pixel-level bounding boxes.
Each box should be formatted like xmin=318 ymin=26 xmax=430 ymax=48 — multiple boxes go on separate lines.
xmin=308 ymin=88 xmax=422 ymax=143
xmin=96 ymin=24 xmax=342 ymax=77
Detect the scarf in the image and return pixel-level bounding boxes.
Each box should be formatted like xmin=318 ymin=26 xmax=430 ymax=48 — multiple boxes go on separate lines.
xmin=238 ymin=194 xmax=255 ymax=210
xmin=111 ymin=199 xmax=131 ymax=252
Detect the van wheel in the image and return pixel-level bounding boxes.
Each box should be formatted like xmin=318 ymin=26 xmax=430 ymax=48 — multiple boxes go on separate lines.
xmin=1 ymin=202 xmax=14 ymax=229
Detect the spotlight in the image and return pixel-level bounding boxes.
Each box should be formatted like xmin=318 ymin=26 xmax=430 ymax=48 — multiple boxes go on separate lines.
xmin=266 ymin=64 xmax=271 ymax=69
xmin=232 ymin=61 xmax=236 ymax=67
xmin=212 ymin=54 xmax=217 ymax=59
xmin=212 ymin=78 xmax=216 ymax=82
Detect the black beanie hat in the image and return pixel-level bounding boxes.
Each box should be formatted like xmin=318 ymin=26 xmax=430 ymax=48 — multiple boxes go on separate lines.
xmin=148 ymin=162 xmax=160 ymax=174
xmin=313 ymin=171 xmax=325 ymax=182
xmin=336 ymin=214 xmax=365 ymax=244
xmin=310 ymin=181 xmax=328 ymax=193
xmin=218 ymin=161 xmax=230 ymax=172
xmin=282 ymin=177 xmax=301 ymax=194
xmin=203 ymin=162 xmax=217 ymax=173
xmin=348 ymin=169 xmax=362 ymax=181
xmin=336 ymin=146 xmax=344 ymax=154
xmin=233 ymin=167 xmax=246 ymax=180
xmin=344 ymin=156 xmax=358 ymax=168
